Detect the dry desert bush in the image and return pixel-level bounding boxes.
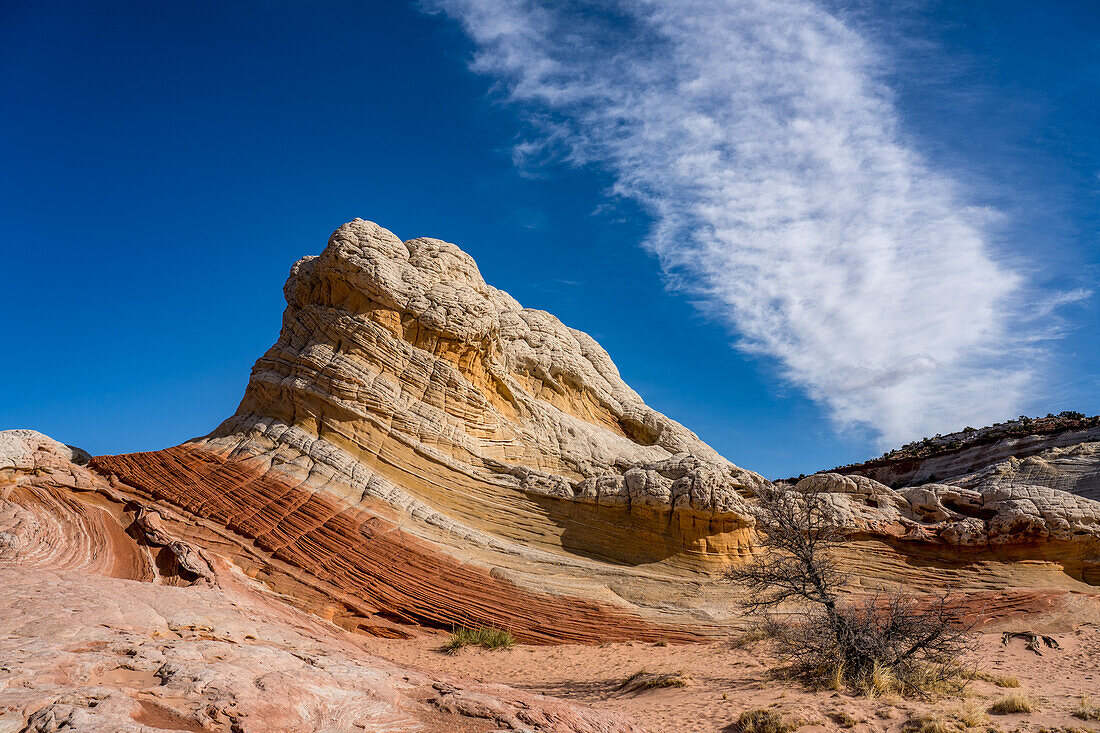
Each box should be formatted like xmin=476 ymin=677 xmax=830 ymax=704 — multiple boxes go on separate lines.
xmin=726 ymin=484 xmax=974 ymax=697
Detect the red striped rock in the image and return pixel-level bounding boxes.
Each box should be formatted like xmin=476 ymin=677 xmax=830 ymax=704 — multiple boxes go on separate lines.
xmin=0 ymin=430 xmax=644 ymax=733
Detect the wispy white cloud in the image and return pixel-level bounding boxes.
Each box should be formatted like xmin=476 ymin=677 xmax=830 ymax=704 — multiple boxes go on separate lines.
xmin=425 ymin=0 xmax=1041 ymax=446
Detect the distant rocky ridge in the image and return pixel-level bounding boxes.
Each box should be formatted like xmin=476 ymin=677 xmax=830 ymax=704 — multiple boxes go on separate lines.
xmin=824 ymin=413 xmax=1100 ymax=488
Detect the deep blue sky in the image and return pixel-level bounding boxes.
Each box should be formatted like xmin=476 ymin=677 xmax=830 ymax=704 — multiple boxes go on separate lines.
xmin=2 ymin=1 xmax=1097 ymax=478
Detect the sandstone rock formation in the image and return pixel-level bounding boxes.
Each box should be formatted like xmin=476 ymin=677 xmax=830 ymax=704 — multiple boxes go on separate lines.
xmin=830 ymin=413 xmax=1100 ymax=489
xmin=0 ymin=430 xmax=643 ymax=732
xmin=208 ymin=218 xmax=768 ymax=563
xmin=4 ymin=218 xmax=1100 ymax=729
xmin=82 ymin=220 xmax=1099 ymax=639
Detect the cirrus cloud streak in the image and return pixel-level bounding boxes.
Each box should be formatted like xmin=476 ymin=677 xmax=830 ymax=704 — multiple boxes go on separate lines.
xmin=426 ymin=0 xmax=1033 ymax=446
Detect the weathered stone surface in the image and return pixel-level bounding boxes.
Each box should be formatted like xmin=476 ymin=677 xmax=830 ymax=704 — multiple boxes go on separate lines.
xmin=88 ymin=220 xmax=1100 ymax=628
xmin=91 ymin=444 xmax=701 ymax=644
xmin=835 ymin=421 xmax=1100 ymax=489
xmin=0 ymin=430 xmax=645 ymax=733
xmin=8 ymin=219 xmax=1100 ymax=668
xmin=952 ymin=441 xmax=1100 ymax=502
xmin=791 ymin=471 xmax=1100 ymax=548
xmin=7 ymin=219 xmax=1100 ymax=729
xmin=204 ymin=219 xmax=766 ymax=567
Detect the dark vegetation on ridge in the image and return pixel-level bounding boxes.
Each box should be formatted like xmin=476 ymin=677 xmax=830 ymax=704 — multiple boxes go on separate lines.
xmin=779 ymin=411 xmax=1099 ymax=482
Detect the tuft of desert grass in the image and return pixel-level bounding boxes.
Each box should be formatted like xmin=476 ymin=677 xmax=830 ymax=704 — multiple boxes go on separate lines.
xmin=443 ymin=625 xmax=515 ymax=654
xmin=804 ymin=658 xmax=967 ymax=699
xmin=965 ymin=669 xmax=1021 ymax=688
xmin=823 ymin=661 xmax=846 ymax=691
xmin=1073 ymin=695 xmax=1100 ymax=722
xmin=905 ymin=664 xmax=972 ymax=698
xmin=729 ymin=628 xmax=770 ymax=650
xmin=859 ymin=661 xmax=900 ymax=699
xmin=829 ymin=710 xmax=858 ymax=728
xmin=956 ymin=702 xmax=989 ymax=728
xmin=735 ymin=708 xmax=798 ymax=733
xmin=618 ymin=669 xmax=692 ymax=693
xmin=903 ymin=715 xmax=957 ymax=733
xmin=988 ymin=692 xmax=1036 ymax=715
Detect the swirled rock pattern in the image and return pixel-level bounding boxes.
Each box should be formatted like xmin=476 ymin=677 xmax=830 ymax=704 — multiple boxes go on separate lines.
xmin=0 ymin=430 xmax=644 ymax=732
xmin=205 ymin=219 xmax=766 ymax=567
xmin=91 ymin=444 xmax=700 ymax=644
xmin=9 ymin=219 xmax=1100 ymax=730
xmin=84 ymin=220 xmax=1100 ymax=633
xmin=5 ymin=219 xmax=1100 ymax=729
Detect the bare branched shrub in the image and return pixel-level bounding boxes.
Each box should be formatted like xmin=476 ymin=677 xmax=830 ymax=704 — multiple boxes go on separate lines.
xmin=726 ymin=484 xmax=974 ymax=696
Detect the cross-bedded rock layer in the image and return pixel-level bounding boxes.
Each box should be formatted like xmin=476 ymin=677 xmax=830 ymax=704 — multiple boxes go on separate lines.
xmin=1 ymin=431 xmax=645 ymax=732
xmin=12 ymin=219 xmax=1100 ymax=650
xmin=186 ymin=220 xmax=1098 ymax=577
xmin=90 ymin=445 xmax=700 ymax=644
xmin=203 ymin=219 xmax=769 ymax=568
xmin=8 ymin=220 xmax=1100 ymax=731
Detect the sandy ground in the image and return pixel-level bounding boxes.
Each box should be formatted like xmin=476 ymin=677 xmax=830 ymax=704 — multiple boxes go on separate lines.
xmin=368 ymin=625 xmax=1100 ymax=733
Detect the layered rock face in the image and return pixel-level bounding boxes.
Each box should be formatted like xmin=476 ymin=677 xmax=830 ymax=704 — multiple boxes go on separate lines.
xmin=0 ymin=431 xmax=643 ymax=732
xmin=13 ymin=219 xmax=1100 ymax=650
xmin=8 ymin=219 xmax=1100 ymax=731
xmin=87 ymin=219 xmax=780 ymax=641
xmin=84 ymin=221 xmax=1100 ymax=638
xmin=205 ymin=219 xmax=768 ymax=566
xmin=835 ymin=419 xmax=1100 ymax=491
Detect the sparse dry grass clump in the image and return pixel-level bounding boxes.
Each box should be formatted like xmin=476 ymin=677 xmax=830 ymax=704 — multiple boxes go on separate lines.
xmin=443 ymin=626 xmax=515 ymax=654
xmin=988 ymin=692 xmax=1036 ymax=715
xmin=808 ymin=658 xmax=966 ymax=699
xmin=904 ymin=716 xmax=957 ymax=733
xmin=861 ymin=660 xmax=900 ymax=698
xmin=735 ymin=707 xmax=798 ymax=733
xmin=829 ymin=710 xmax=858 ymax=728
xmin=729 ymin=627 xmax=770 ymax=650
xmin=1074 ymin=695 xmax=1100 ymax=722
xmin=903 ymin=702 xmax=995 ymax=733
xmin=966 ymin=669 xmax=1021 ymax=688
xmin=956 ymin=702 xmax=989 ymax=728
xmin=618 ymin=669 xmax=692 ymax=693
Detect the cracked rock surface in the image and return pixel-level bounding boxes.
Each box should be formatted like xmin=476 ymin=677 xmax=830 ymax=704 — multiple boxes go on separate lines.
xmin=0 ymin=431 xmax=643 ymax=733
